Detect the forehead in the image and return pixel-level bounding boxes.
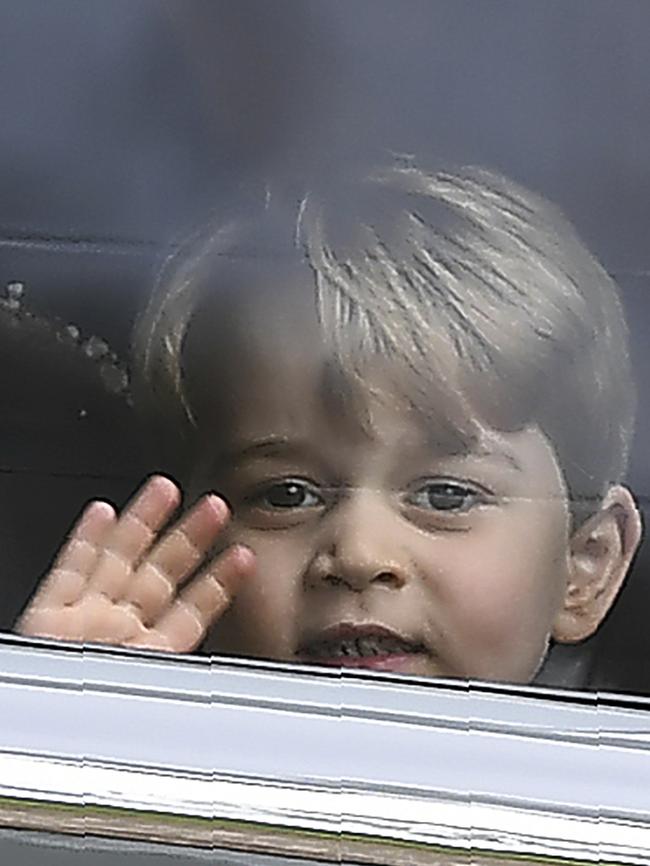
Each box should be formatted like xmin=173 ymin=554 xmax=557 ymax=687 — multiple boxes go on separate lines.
xmin=191 ymin=351 xmax=521 ymax=495
xmin=182 ymin=253 xmax=548 ymax=471
xmin=182 ymin=285 xmax=568 ymax=499
xmin=200 ymin=356 xmax=567 ymax=507
xmin=200 ymin=349 xmax=530 ymax=467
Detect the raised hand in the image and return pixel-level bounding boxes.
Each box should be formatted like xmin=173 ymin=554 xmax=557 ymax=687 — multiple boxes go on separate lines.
xmin=15 ymin=475 xmax=254 ymax=651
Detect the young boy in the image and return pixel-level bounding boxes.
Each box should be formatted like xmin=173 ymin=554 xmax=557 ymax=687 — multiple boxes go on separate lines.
xmin=16 ymin=161 xmax=642 ymax=685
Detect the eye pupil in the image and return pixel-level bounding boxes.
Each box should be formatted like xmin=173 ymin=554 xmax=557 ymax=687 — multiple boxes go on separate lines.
xmin=427 ymin=483 xmax=469 ymax=511
xmin=266 ymin=482 xmax=307 ymax=508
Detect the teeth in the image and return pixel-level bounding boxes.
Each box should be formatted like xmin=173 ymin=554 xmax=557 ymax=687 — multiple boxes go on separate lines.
xmin=357 ymin=638 xmax=379 ymax=656
xmin=305 ymin=635 xmax=420 ymax=658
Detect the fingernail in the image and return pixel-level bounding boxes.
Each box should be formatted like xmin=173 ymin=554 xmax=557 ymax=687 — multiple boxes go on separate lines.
xmin=83 ymin=500 xmax=115 ymax=522
xmin=232 ymin=544 xmax=255 ymax=568
xmin=147 ymin=475 xmax=181 ymax=502
xmin=204 ymin=494 xmax=229 ymax=519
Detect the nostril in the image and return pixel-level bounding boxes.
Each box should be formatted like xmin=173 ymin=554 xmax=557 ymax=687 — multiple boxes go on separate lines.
xmin=313 ymin=568 xmax=405 ymax=592
xmin=372 ymin=571 xmax=403 ymax=588
xmin=323 ymin=574 xmax=346 ymax=588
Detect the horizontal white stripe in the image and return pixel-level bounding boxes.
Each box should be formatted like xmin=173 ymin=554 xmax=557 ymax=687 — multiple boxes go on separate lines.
xmin=1 ymin=751 xmax=649 ymax=864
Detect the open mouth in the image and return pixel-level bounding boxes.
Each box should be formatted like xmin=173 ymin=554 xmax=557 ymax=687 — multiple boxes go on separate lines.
xmin=297 ymin=625 xmax=428 ymax=672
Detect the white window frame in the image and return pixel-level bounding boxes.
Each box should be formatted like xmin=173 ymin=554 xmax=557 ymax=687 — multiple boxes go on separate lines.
xmin=0 ymin=634 xmax=649 ymax=865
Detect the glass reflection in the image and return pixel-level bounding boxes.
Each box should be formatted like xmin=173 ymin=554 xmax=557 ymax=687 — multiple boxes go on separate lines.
xmin=12 ymin=161 xmax=644 ymax=689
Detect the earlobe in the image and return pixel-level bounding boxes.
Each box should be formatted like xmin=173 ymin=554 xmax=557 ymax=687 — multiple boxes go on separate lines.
xmin=553 ymin=486 xmax=642 ymax=644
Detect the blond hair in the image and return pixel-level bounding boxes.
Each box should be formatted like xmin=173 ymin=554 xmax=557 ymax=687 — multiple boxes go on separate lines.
xmin=135 ymin=162 xmax=635 ymax=511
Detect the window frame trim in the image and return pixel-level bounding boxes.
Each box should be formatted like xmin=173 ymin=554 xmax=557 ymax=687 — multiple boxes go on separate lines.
xmin=0 ymin=635 xmax=649 ymax=866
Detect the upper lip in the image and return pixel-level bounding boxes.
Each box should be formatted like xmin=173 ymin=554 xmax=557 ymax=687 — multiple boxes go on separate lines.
xmin=297 ymin=622 xmax=425 ymax=654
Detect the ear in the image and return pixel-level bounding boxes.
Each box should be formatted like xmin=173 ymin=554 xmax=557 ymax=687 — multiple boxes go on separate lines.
xmin=553 ymin=485 xmax=642 ymax=644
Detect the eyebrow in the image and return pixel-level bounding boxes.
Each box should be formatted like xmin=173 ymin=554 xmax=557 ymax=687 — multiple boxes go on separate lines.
xmin=215 ymin=435 xmax=524 ymax=474
xmin=215 ymin=436 xmax=322 ymax=469
xmin=442 ymin=444 xmax=524 ymax=473
xmin=471 ymin=447 xmax=523 ymax=473
xmin=420 ymin=428 xmax=524 ymax=473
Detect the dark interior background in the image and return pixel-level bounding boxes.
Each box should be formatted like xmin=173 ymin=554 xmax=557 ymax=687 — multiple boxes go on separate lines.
xmin=0 ymin=0 xmax=648 ymax=693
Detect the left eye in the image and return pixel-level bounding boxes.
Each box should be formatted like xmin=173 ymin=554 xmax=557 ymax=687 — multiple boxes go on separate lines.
xmin=406 ymin=481 xmax=483 ymax=513
xmin=253 ymin=479 xmax=323 ymax=510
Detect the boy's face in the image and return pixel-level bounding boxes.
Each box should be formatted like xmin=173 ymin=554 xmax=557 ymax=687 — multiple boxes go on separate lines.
xmin=197 ymin=356 xmax=600 ymax=684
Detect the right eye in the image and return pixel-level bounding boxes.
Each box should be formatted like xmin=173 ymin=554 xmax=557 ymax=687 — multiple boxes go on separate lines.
xmin=406 ymin=480 xmax=483 ymax=513
xmin=248 ymin=478 xmax=324 ymax=510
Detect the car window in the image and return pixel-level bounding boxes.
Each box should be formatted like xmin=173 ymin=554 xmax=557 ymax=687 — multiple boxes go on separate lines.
xmin=0 ymin=0 xmax=648 ymax=695
xmin=1 ymin=2 xmax=650 ymax=863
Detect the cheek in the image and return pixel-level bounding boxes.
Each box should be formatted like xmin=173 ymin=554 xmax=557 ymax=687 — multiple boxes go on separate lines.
xmin=424 ymin=508 xmax=571 ymax=669
xmin=217 ymin=530 xmax=308 ymax=657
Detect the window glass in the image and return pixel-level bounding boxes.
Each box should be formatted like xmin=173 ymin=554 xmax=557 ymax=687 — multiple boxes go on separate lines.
xmin=2 ymin=10 xmax=650 ymax=864
xmin=0 ymin=0 xmax=649 ymax=700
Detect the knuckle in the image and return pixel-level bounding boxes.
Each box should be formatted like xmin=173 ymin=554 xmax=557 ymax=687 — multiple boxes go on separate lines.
xmin=121 ymin=510 xmax=157 ymax=541
xmin=177 ymin=531 xmax=204 ymax=564
xmin=179 ymin=599 xmax=206 ymax=627
xmin=115 ymin=600 xmax=147 ymax=629
xmin=98 ymin=548 xmax=132 ymax=578
xmin=157 ymin=531 xmax=203 ymax=571
xmin=55 ymin=537 xmax=97 ymax=569
xmin=49 ymin=566 xmax=84 ymax=583
xmin=202 ymin=573 xmax=230 ymax=606
xmin=65 ymin=537 xmax=97 ymax=557
xmin=137 ymin=561 xmax=175 ymax=595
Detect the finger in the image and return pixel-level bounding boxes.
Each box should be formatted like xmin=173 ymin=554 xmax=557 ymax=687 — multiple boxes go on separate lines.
xmin=141 ymin=544 xmax=254 ymax=652
xmin=54 ymin=500 xmax=116 ymax=574
xmin=123 ymin=494 xmax=230 ymax=623
xmin=105 ymin=475 xmax=181 ymax=562
xmin=88 ymin=476 xmax=181 ymax=599
xmin=125 ymin=494 xmax=228 ymax=624
xmin=30 ymin=570 xmax=87 ymax=611
xmin=18 ymin=502 xmax=116 ymax=625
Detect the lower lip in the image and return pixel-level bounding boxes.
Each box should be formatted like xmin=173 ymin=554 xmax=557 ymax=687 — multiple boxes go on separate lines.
xmin=296 ymin=653 xmax=427 ymax=673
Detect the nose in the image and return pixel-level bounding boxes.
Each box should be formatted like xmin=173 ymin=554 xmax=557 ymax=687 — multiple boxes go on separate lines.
xmin=305 ymin=490 xmax=409 ymax=593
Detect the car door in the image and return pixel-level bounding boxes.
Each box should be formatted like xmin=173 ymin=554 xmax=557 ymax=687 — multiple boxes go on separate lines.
xmin=1 ymin=634 xmax=649 ymax=865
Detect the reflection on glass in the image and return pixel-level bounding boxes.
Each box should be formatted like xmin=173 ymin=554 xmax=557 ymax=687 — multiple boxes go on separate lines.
xmin=13 ymin=160 xmax=643 ymax=688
